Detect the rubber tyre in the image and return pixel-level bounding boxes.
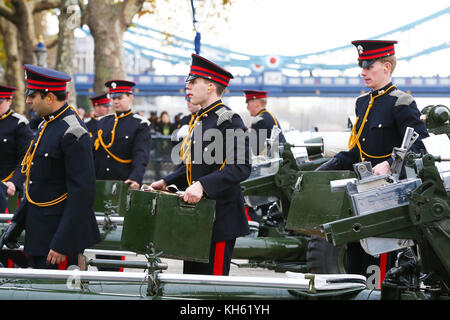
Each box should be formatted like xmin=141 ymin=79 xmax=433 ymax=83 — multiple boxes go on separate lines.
xmin=306 ymin=236 xmax=347 ymax=274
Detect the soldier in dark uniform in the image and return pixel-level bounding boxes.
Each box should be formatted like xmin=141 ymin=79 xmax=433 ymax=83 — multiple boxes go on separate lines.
xmin=0 ymin=85 xmax=33 ymax=213
xmin=93 ymin=80 xmax=151 ymax=190
xmin=243 ymin=90 xmax=286 ymax=155
xmin=316 ymin=40 xmax=429 ymax=279
xmin=93 ymin=80 xmax=151 ymax=270
xmin=0 ymin=64 xmax=101 ymax=269
xmin=85 ymin=92 xmax=111 ymax=140
xmin=150 ymin=54 xmax=251 ymax=276
xmin=0 ymin=85 xmax=34 ymax=268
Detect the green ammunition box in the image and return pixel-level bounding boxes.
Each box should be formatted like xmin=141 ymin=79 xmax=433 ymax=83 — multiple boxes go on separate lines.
xmin=94 ymin=180 xmax=129 ymax=216
xmin=6 ymin=193 xmax=19 ymax=213
xmin=121 ymin=190 xmax=216 ymax=263
xmin=286 ymin=171 xmax=355 ymax=236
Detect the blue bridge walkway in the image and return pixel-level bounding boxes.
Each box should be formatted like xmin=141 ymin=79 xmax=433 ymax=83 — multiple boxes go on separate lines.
xmin=74 ymin=72 xmax=450 ymax=98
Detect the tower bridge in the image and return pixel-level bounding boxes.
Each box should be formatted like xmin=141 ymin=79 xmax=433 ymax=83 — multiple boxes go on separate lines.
xmin=74 ymin=72 xmax=450 ymax=97
xmin=73 ymin=6 xmax=450 ymax=98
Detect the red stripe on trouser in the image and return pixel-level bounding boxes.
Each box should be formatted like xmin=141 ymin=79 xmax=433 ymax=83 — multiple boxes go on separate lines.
xmin=244 ymin=206 xmax=252 ymax=221
xmin=379 ymin=253 xmax=387 ymax=289
xmin=4 ymin=207 xmax=11 ymax=223
xmin=213 ymin=242 xmax=226 ymax=276
xmin=119 ymin=256 xmax=125 ymax=272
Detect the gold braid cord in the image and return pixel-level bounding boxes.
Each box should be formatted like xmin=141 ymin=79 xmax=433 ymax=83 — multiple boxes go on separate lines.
xmin=347 ymin=85 xmax=396 ymax=162
xmin=20 ymin=105 xmax=77 ymax=207
xmin=179 ymin=102 xmax=226 ymax=186
xmin=94 ymin=110 xmax=133 ymax=164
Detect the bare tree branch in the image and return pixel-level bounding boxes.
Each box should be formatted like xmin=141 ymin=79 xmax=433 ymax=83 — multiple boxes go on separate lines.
xmin=45 ymin=33 xmax=59 ymax=49
xmin=31 ymin=0 xmax=62 ymax=13
xmin=121 ymin=0 xmax=145 ymax=28
xmin=0 ymin=2 xmax=17 ymax=22
xmin=78 ymin=0 xmax=88 ymax=27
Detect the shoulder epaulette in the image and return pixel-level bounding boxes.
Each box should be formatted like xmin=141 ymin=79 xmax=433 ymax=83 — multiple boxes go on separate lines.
xmin=63 ymin=114 xmax=88 ymax=139
xmin=251 ymin=115 xmax=263 ymax=125
xmin=389 ymin=89 xmax=414 ymax=107
xmin=133 ymin=113 xmax=150 ymax=126
xmin=215 ymin=106 xmax=236 ymax=126
xmin=11 ymin=112 xmax=29 ymax=125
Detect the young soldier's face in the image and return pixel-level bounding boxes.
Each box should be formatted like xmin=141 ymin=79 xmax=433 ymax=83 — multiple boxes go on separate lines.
xmin=94 ymin=105 xmax=110 ymax=117
xmin=361 ymin=60 xmax=390 ymax=90
xmin=0 ymin=98 xmax=12 ymax=114
xmin=246 ymin=99 xmax=262 ymax=117
xmin=112 ymin=94 xmax=133 ymax=112
xmin=26 ymin=92 xmax=51 ymax=117
xmin=185 ymin=77 xmax=209 ymax=106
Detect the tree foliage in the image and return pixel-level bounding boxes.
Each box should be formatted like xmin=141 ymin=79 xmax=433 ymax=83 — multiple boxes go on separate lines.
xmin=0 ymin=0 xmax=233 ymax=114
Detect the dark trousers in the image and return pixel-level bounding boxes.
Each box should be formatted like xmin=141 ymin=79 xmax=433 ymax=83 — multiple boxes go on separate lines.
xmin=346 ymin=242 xmax=395 ymax=277
xmin=0 ymin=251 xmax=29 ymax=268
xmin=0 ymin=184 xmax=8 ymax=213
xmin=183 ymin=239 xmax=236 ymax=276
xmin=28 ymin=253 xmax=80 ymax=269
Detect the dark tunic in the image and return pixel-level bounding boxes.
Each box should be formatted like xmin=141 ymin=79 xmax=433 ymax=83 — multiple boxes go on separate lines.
xmin=94 ymin=110 xmax=151 ymax=185
xmin=335 ymin=83 xmax=429 ymax=170
xmin=164 ymin=100 xmax=251 ymax=242
xmin=11 ymin=104 xmax=101 ymax=256
xmin=250 ymin=108 xmax=286 ymax=155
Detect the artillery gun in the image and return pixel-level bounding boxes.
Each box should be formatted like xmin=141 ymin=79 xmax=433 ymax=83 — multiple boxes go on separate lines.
xmin=421 ymin=104 xmax=450 ymax=137
xmin=239 ymin=130 xmax=353 ymax=273
xmin=0 ymin=133 xmax=448 ymax=302
xmin=0 ymin=127 xmax=343 ymax=273
xmin=0 ymin=150 xmax=447 ymax=301
xmin=322 ymin=135 xmax=450 ymax=299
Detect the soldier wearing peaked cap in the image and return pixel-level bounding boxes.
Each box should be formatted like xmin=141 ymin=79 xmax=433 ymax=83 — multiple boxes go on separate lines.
xmin=0 ymin=85 xmax=34 ymax=214
xmin=151 ymin=54 xmax=251 ymax=276
xmin=93 ymin=80 xmax=151 ymax=270
xmin=314 ymin=40 xmax=429 ymax=278
xmin=317 ymin=40 xmax=428 ymax=173
xmin=243 ymin=89 xmax=286 ymax=155
xmin=93 ymin=80 xmax=151 ymax=191
xmin=0 ymin=64 xmax=101 ymax=269
xmin=85 ymin=92 xmax=111 ymax=140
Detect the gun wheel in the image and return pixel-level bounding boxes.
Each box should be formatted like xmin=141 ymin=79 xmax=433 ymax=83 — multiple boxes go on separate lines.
xmin=306 ymin=236 xmax=347 ymax=274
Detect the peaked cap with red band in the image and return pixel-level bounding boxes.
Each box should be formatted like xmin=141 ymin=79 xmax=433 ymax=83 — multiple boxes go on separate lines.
xmin=243 ymin=90 xmax=268 ymax=102
xmin=24 ymin=64 xmax=71 ymax=96
xmin=351 ymin=40 xmax=398 ymax=68
xmin=105 ymin=80 xmax=136 ymax=98
xmin=90 ymin=92 xmax=111 ymax=107
xmin=0 ymin=85 xmax=17 ymax=99
xmin=186 ymin=54 xmax=233 ymax=87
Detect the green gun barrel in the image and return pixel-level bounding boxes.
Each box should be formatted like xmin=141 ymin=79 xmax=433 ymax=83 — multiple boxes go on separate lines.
xmin=232 ymin=236 xmax=307 ymax=261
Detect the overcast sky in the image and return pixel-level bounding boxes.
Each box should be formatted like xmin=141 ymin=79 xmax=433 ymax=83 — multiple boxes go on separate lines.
xmin=131 ymin=0 xmax=450 ymax=77
xmin=216 ymin=0 xmax=449 ymax=54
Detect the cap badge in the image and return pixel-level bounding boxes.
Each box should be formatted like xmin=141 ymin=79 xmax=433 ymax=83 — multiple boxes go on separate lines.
xmin=111 ymin=82 xmax=117 ymax=89
xmin=357 ymin=45 xmax=364 ymax=54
